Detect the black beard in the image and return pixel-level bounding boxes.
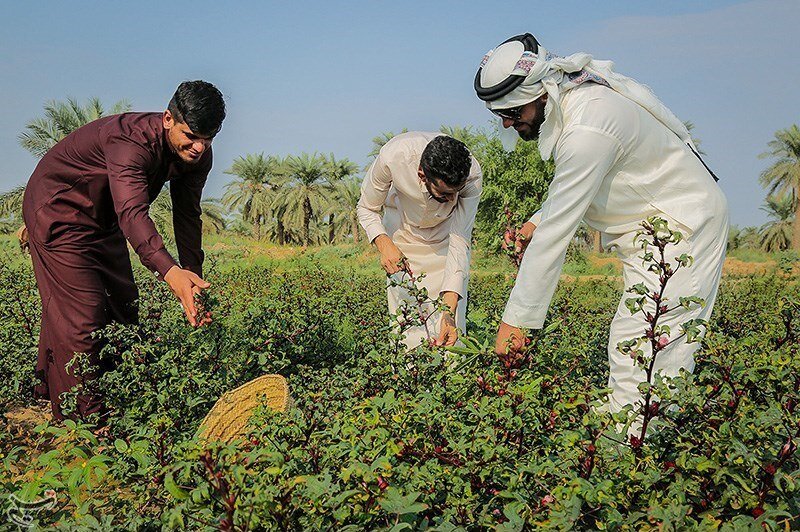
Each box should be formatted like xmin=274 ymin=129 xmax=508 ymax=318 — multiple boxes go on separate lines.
xmin=516 ymin=116 xmax=545 ymax=141
xmin=424 ymin=182 xmax=450 ymax=203
xmin=516 ymin=97 xmax=547 ymax=141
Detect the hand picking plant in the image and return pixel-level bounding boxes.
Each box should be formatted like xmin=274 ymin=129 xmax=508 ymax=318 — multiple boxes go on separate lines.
xmin=193 ymin=290 xmax=216 ymax=324
xmin=500 ymin=207 xmax=525 ymax=269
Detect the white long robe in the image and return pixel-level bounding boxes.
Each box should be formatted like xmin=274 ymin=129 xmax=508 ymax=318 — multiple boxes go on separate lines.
xmin=357 ymin=131 xmax=483 ymax=348
xmin=505 ymin=82 xmax=729 ymax=411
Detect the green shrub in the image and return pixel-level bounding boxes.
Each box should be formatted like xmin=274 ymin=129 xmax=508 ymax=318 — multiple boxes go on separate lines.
xmin=2 ymin=224 xmax=800 ymax=530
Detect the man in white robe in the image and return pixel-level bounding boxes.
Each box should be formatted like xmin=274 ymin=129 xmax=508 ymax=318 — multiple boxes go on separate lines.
xmin=475 ymin=33 xmax=728 ymax=412
xmin=358 ymin=132 xmax=482 ymax=349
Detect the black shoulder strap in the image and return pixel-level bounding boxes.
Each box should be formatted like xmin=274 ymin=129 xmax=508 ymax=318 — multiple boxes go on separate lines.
xmin=688 ymin=144 xmax=719 ymax=182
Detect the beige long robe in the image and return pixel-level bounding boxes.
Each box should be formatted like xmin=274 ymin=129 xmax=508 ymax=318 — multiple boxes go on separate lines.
xmin=357 ymin=131 xmax=482 ymax=348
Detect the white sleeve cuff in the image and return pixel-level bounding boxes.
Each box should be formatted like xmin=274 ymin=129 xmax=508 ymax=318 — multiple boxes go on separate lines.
xmin=440 ymin=273 xmax=466 ymax=299
xmin=501 ymin=300 xmax=548 ymax=329
xmin=364 ymin=223 xmax=388 ymax=244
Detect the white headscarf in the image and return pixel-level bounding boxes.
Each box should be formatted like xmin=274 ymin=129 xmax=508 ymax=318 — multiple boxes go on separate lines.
xmin=479 ymin=42 xmax=695 ymax=158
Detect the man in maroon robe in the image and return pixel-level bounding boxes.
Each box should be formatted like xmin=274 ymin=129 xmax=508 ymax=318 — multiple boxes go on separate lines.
xmin=22 ymin=80 xmax=226 ymax=422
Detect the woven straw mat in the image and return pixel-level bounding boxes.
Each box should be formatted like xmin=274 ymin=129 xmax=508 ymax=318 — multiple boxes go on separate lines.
xmin=199 ymin=374 xmax=290 ymax=444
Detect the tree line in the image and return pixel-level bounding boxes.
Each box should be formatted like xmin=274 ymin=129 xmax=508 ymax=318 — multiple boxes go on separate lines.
xmin=1 ymin=97 xmax=799 ymax=254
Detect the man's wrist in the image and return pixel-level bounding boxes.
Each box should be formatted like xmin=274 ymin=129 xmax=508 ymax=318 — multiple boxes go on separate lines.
xmin=163 ymin=265 xmax=180 ymax=284
xmin=441 ymin=291 xmax=459 ymax=316
xmin=373 ymin=234 xmax=392 ymax=252
xmin=521 ymin=221 xmax=536 ymax=238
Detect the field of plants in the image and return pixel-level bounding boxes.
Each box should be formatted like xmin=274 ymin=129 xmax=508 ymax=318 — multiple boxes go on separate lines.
xmin=1 ymin=225 xmax=800 ymax=531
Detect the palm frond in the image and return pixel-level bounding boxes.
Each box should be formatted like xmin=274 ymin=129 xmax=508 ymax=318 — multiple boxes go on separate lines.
xmin=19 ymin=96 xmax=132 ymax=159
xmin=0 ymin=185 xmax=26 ymax=220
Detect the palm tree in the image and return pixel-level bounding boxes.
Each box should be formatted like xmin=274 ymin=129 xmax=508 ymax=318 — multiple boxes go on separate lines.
xmin=727 ymin=225 xmax=743 ymax=252
xmin=282 ymin=153 xmax=332 ymax=246
xmin=323 ymin=154 xmax=359 ymax=243
xmin=150 ymin=189 xmax=228 ymax=243
xmin=0 ymin=185 xmax=26 ymax=223
xmin=149 ymin=189 xmax=174 ymax=242
xmin=325 ymin=176 xmax=364 ymax=244
xmin=760 ymin=124 xmax=800 ymax=250
xmin=222 ymin=153 xmax=284 ymax=240
xmin=740 ymin=226 xmax=761 ymax=250
xmin=262 ymin=216 xmax=296 ymax=245
xmin=19 ymin=97 xmax=132 ymax=158
xmin=269 ymin=191 xmax=291 ymax=245
xmin=200 ymin=199 xmax=228 ymax=235
xmin=759 ymin=193 xmax=794 ymax=252
xmin=3 ymin=97 xmax=131 ymax=231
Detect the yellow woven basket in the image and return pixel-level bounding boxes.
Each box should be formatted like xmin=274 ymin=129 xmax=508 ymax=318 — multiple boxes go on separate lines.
xmin=198 ymin=374 xmax=290 ymax=444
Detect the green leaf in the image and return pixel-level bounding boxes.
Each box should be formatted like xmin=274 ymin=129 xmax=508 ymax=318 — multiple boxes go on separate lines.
xmin=775 ymin=470 xmax=796 ymax=493
xmin=164 ymin=472 xmax=190 ymax=500
xmin=542 ymin=319 xmax=562 ymax=335
xmin=167 ymin=509 xmax=186 ymax=529
xmin=628 ymin=283 xmax=649 ymax=295
xmin=695 ymin=459 xmax=716 ymax=472
xmin=625 ymin=297 xmax=644 ymax=315
xmin=38 ymin=449 xmax=60 ymax=466
xmin=378 ymin=488 xmax=428 ymax=515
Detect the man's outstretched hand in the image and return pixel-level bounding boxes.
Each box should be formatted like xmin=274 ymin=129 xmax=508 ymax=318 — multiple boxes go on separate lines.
xmin=494 ymin=321 xmax=530 ymax=355
xmin=434 ymin=312 xmax=458 ymax=347
xmin=164 ymin=266 xmax=211 ymax=327
xmin=433 ymin=291 xmax=460 ymax=347
xmin=514 ymin=221 xmax=537 ymax=256
xmin=374 ymin=234 xmax=411 ymax=275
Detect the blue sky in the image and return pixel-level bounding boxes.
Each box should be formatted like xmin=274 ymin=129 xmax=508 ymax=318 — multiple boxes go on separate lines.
xmin=1 ymin=0 xmax=798 ymax=227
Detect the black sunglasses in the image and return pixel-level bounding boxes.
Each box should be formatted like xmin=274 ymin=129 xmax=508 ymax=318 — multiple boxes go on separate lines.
xmin=490 ymin=105 xmax=524 ymax=121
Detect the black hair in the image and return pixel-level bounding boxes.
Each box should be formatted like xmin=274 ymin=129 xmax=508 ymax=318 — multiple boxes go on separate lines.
xmin=167 ymin=80 xmax=226 ymax=137
xmin=419 ymin=135 xmax=471 ymax=188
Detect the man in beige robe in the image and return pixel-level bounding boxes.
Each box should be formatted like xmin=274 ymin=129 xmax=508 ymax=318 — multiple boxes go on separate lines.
xmin=358 ymin=132 xmax=482 ymax=349
xmin=475 ymin=33 xmax=728 ymax=413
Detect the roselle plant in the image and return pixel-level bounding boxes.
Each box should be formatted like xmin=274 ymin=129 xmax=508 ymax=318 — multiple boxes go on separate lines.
xmin=0 ymin=257 xmax=39 ymax=401
xmin=387 ymin=268 xmax=449 ymax=350
xmin=615 ymin=216 xmax=707 ymax=446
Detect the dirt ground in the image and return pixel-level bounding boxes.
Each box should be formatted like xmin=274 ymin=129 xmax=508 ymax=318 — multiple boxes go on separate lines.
xmin=723 ymin=257 xmax=775 ymax=276
xmin=589 ymin=255 xmax=622 ymax=271
xmin=3 ymin=401 xmax=52 ymax=441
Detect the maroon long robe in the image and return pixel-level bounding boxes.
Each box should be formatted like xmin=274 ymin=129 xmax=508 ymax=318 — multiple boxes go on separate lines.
xmin=21 ymin=112 xmax=211 ymax=422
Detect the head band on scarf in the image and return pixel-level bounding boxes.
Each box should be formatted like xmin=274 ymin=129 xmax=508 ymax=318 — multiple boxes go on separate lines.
xmin=476 ymin=35 xmax=695 ymax=159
